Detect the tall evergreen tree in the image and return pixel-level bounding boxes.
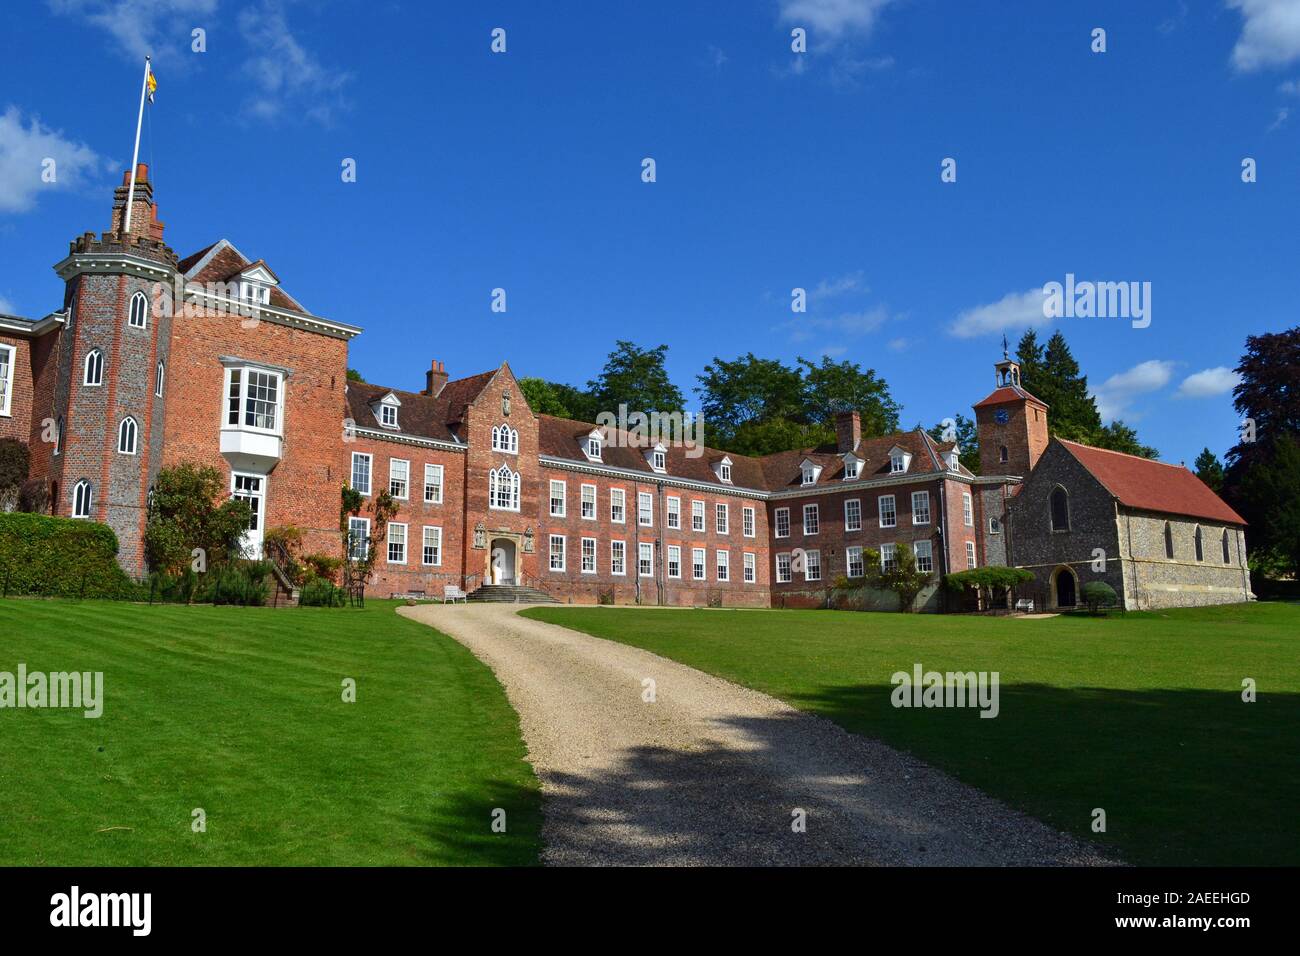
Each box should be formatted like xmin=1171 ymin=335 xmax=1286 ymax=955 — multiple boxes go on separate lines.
xmin=1193 ymin=448 xmax=1225 ymax=493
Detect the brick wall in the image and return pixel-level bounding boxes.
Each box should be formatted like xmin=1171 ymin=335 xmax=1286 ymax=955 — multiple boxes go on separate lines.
xmin=0 ymin=334 xmax=34 ymax=444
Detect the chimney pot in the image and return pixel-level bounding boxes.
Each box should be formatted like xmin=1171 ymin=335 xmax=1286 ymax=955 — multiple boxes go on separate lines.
xmin=425 ymin=359 xmax=449 ymax=397
xmin=835 ymin=410 xmax=861 ymax=454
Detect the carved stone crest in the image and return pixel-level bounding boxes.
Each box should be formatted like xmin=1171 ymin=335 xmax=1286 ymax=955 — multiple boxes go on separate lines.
xmin=473 ymin=522 xmax=486 ymax=549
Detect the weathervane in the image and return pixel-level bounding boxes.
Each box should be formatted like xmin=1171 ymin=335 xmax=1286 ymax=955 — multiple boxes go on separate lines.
xmin=1001 ymin=333 xmax=1009 ymax=360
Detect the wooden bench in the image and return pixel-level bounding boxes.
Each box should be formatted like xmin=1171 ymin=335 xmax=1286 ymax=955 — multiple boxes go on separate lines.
xmin=443 ymin=585 xmax=467 ymax=604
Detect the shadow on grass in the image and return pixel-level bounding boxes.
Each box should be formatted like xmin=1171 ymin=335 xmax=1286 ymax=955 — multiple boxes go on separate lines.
xmin=784 ymin=682 xmax=1300 ymax=867
xmin=403 ymin=778 xmax=545 ymax=867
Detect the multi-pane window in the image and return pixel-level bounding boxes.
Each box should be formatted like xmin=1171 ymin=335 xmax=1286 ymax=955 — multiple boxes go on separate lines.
xmin=489 ymin=466 xmax=521 ymax=510
xmin=803 ymin=504 xmax=819 ymax=535
xmin=692 ymin=548 xmax=706 ymax=581
xmin=890 ymin=453 xmax=906 ymax=474
xmin=549 ymin=534 xmax=566 ymax=572
xmin=610 ymin=488 xmax=626 ymax=523
xmin=962 ymin=492 xmax=974 ymax=526
xmin=652 ymin=449 xmax=667 ymax=472
xmin=387 ymin=523 xmax=407 ymax=564
xmin=84 ymin=349 xmax=103 ymax=386
xmin=581 ymin=484 xmax=596 ymax=519
xmin=965 ymin=541 xmax=977 ymax=569
xmin=844 ymin=458 xmax=859 ymax=479
xmin=715 ymin=503 xmax=728 ymax=534
xmin=550 ymin=480 xmax=566 ymax=517
xmin=117 ymin=417 xmax=138 ymax=455
xmin=774 ymin=507 xmax=790 ymax=538
xmin=232 ymin=474 xmax=262 ymax=536
xmin=581 ymin=537 xmax=597 ymax=573
xmin=72 ymin=479 xmax=93 ymax=519
xmin=389 ymin=459 xmax=409 ymax=499
xmin=422 ymin=526 xmax=442 ymax=566
xmin=638 ymin=492 xmax=653 ymax=527
xmin=351 ymin=453 xmax=372 ymax=495
xmin=879 ymin=495 xmax=897 ymax=528
xmin=128 ymin=290 xmax=148 ymax=328
xmin=716 ymin=550 xmax=729 ymax=581
xmin=915 ymin=540 xmax=934 ymax=574
xmin=667 ymin=545 xmax=681 ymax=579
xmin=743 ymin=506 xmax=755 ymax=537
xmin=847 ymin=546 xmax=864 ymax=579
xmin=844 ymin=498 xmax=862 ymax=532
xmin=911 ymin=491 xmax=931 ymax=525
xmin=424 ymin=464 xmax=443 ymax=504
xmin=691 ymin=500 xmax=705 ymax=532
xmin=491 ymin=425 xmax=518 ymax=453
xmin=719 ymin=461 xmax=732 ymax=482
xmin=775 ymin=553 xmax=792 ymax=584
xmin=804 ymin=549 xmax=821 ymax=582
xmin=743 ymin=552 xmax=755 ymax=583
xmin=379 ymin=403 xmax=398 ymax=429
xmin=225 ymin=367 xmax=281 ymax=432
xmin=0 ymin=345 xmax=13 ymax=416
xmin=611 ymin=540 xmax=626 ymax=575
xmin=348 ymin=517 xmax=370 ymax=561
xmin=639 ymin=543 xmax=654 ymax=577
xmin=587 ymin=436 xmax=602 ymax=460
xmin=802 ymin=464 xmax=816 ymax=486
xmin=666 ymin=496 xmax=681 ymax=529
xmin=881 ymin=543 xmax=897 ymax=571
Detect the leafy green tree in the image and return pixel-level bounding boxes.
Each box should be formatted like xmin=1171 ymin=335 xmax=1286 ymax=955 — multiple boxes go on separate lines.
xmin=0 ymin=439 xmax=29 ymax=510
xmin=1094 ymin=420 xmax=1159 ymax=459
xmin=345 ymin=368 xmax=365 ymax=382
xmin=587 ymin=341 xmax=685 ymax=418
xmin=1194 ymin=448 xmax=1225 ymax=493
xmin=1233 ymin=435 xmax=1300 ymax=576
xmin=798 ymin=355 xmax=901 ymax=438
xmin=944 ymin=566 xmax=1034 ymax=610
xmin=145 ymin=463 xmax=252 ymax=574
xmin=518 ymin=377 xmax=575 ymax=418
xmin=696 ymin=353 xmax=805 ymax=448
xmin=927 ymin=413 xmax=980 ymax=473
xmin=879 ymin=542 xmax=932 ymax=612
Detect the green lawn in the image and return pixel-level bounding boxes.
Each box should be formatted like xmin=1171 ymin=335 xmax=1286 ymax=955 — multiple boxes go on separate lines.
xmin=524 ymin=602 xmax=1300 ymax=866
xmin=0 ymin=599 xmax=541 ymax=866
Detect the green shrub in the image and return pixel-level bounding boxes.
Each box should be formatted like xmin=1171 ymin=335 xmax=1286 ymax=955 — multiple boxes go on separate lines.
xmin=207 ymin=564 xmax=270 ymax=607
xmin=301 ymin=552 xmax=342 ymax=584
xmin=300 ymin=578 xmax=346 ymax=607
xmin=1081 ymin=580 xmax=1118 ymax=614
xmin=0 ymin=512 xmax=138 ymax=598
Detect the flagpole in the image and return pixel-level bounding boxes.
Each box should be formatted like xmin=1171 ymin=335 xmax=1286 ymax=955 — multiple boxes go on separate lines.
xmin=124 ymin=55 xmax=150 ymax=234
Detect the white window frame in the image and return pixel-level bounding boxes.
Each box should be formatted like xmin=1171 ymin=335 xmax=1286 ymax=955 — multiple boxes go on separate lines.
xmin=803 ymin=503 xmax=819 ymax=535
xmin=844 ymin=498 xmax=862 ymax=532
xmin=912 ymin=490 xmax=931 ymax=526
xmin=966 ymin=541 xmax=977 ymax=569
xmin=844 ymin=458 xmax=859 ymax=480
xmin=716 ymin=549 xmax=729 ymax=582
xmin=774 ymin=507 xmax=790 ymax=538
xmin=667 ymin=545 xmax=682 ymax=579
xmin=915 ymin=540 xmax=934 ymax=574
xmin=639 ymin=542 xmax=654 ymax=577
xmin=422 ymin=526 xmax=442 ymax=566
xmin=348 ymin=516 xmax=370 ymax=561
xmin=691 ymin=499 xmax=705 ymax=532
xmin=128 ymin=290 xmax=148 ymax=329
xmin=379 ymin=402 xmax=398 ymax=429
xmin=881 ymin=543 xmax=897 ymax=572
xmin=586 ymin=434 xmax=603 ymax=461
xmin=83 ymin=348 xmax=104 ymax=387
xmin=651 ymin=448 xmax=667 ymax=473
xmin=719 ymin=461 xmax=732 ymax=483
xmin=611 ymin=539 xmax=626 ymax=575
xmin=638 ymin=491 xmax=654 ymax=527
xmin=580 ymin=483 xmax=597 ymax=520
xmin=387 ymin=522 xmax=408 ymax=564
xmin=692 ymin=547 xmax=706 ymax=581
xmin=549 ymin=534 xmax=566 ymax=572
xmin=72 ymin=479 xmax=93 ymax=519
xmin=715 ymin=502 xmax=729 ymax=535
xmin=550 ymin=479 xmax=567 ymax=518
xmin=775 ymin=552 xmax=792 ymax=584
xmin=389 ymin=458 xmax=409 ymax=500
xmin=610 ymin=487 xmax=626 ymax=524
xmin=223 ymin=365 xmax=283 ymax=435
xmin=491 ymin=424 xmax=519 ymax=454
xmin=804 ymin=549 xmax=821 ymax=582
xmin=424 ymin=464 xmax=444 ymax=504
xmin=742 ymin=506 xmax=755 ymax=538
xmin=962 ymin=492 xmax=973 ymax=527
xmin=846 ymin=546 xmax=864 ymax=579
xmin=890 ymin=453 xmax=906 ymax=474
xmin=0 ymin=344 xmax=13 ymax=417
xmin=581 ymin=537 xmax=597 ymax=574
xmin=879 ymin=495 xmax=897 ymax=529
xmin=155 ymin=361 xmax=165 ymax=398
xmin=801 ymin=464 xmax=816 ymax=486
xmin=117 ymin=416 xmax=138 ymax=455
xmin=489 ymin=465 xmax=521 ymax=511
xmin=743 ymin=552 xmax=755 ymax=583
xmin=351 ymin=452 xmax=372 ymax=496
xmin=666 ymin=496 xmax=681 ymax=530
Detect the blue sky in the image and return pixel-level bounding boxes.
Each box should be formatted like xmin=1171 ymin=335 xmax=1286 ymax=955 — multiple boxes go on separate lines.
xmin=2 ymin=0 xmax=1298 ymax=466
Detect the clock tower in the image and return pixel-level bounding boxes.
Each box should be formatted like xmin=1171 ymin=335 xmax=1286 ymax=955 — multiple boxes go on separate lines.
xmin=973 ymin=350 xmax=1049 ymax=477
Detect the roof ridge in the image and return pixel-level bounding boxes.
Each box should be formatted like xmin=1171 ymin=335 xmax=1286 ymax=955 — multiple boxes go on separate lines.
xmin=1058 ymin=438 xmax=1184 ymax=469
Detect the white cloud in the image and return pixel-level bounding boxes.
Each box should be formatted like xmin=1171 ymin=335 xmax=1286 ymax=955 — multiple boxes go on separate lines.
xmin=0 ymin=295 xmax=16 ymax=315
xmin=779 ymin=0 xmax=897 ymax=43
xmin=887 ymin=337 xmax=908 ymax=351
xmin=1176 ymin=366 xmax=1241 ymax=398
xmin=1268 ymin=105 xmax=1291 ymax=130
xmin=1091 ymin=360 xmax=1176 ymax=422
xmin=47 ymin=0 xmax=218 ymax=67
xmin=0 ymin=107 xmax=107 ymax=214
xmin=1228 ymin=0 xmax=1300 ymax=72
xmin=784 ymin=305 xmax=891 ymax=343
xmin=238 ymin=0 xmax=352 ymax=124
xmin=811 ymin=271 xmax=866 ymax=301
xmin=948 ymin=288 xmax=1051 ymax=339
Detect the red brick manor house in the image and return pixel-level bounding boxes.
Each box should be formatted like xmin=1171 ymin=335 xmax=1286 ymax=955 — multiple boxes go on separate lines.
xmin=0 ymin=168 xmax=1251 ymax=610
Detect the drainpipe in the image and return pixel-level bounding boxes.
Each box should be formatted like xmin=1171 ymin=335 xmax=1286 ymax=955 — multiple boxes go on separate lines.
xmin=936 ymin=480 xmax=950 ymax=609
xmin=656 ymin=480 xmax=665 ymax=606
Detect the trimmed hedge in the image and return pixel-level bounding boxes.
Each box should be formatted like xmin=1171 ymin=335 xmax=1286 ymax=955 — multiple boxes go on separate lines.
xmin=0 ymin=512 xmax=139 ymax=599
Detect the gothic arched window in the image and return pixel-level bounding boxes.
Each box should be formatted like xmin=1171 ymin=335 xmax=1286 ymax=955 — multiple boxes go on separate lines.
xmin=128 ymin=290 xmax=148 ymax=328
xmin=1049 ymin=486 xmax=1070 ymax=532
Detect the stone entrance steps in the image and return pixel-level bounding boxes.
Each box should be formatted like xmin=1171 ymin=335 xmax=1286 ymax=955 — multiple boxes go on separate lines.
xmin=467 ymin=584 xmax=560 ymax=604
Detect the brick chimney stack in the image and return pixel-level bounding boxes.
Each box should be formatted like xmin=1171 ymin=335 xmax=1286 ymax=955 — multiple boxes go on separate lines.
xmin=110 ymin=164 xmax=165 ymax=241
xmin=835 ymin=410 xmax=861 ymax=453
xmin=425 ymin=359 xmax=449 ymax=397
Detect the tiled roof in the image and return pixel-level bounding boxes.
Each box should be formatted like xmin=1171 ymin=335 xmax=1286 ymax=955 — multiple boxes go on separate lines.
xmin=343 ymin=372 xmax=497 ymax=444
xmin=537 ymin=414 xmax=769 ymax=489
xmin=181 ymin=239 xmax=308 ymax=315
xmin=757 ymin=429 xmax=955 ymax=490
xmin=1059 ymin=439 xmax=1246 ymax=525
xmin=973 ymin=384 xmax=1048 ymax=409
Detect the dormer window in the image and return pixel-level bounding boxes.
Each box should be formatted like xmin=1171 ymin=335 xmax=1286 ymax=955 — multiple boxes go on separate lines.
xmin=380 ymin=404 xmax=397 ymax=428
xmin=714 ymin=456 xmax=734 ymax=483
xmin=585 ymin=430 xmax=603 ymax=461
xmin=649 ymin=444 xmax=667 ymax=473
xmin=799 ymin=458 xmax=823 ymax=486
xmin=843 ymin=456 xmax=859 ymax=480
xmin=239 ymin=281 xmax=270 ymax=306
xmin=888 ymin=447 xmax=912 ymax=474
xmin=236 ymin=263 xmax=279 ymax=308
xmin=945 ymin=448 xmax=960 ymax=471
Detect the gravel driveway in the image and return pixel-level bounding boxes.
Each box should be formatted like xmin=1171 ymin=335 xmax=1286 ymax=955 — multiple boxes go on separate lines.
xmin=398 ymin=603 xmax=1114 ymax=866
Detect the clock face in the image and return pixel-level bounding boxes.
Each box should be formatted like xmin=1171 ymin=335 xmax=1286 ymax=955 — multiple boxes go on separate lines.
xmin=995 ymin=409 xmax=1010 ymax=425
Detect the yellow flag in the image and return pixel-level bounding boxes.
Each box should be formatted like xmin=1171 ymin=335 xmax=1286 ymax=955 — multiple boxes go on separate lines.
xmin=146 ymin=67 xmax=157 ymax=103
